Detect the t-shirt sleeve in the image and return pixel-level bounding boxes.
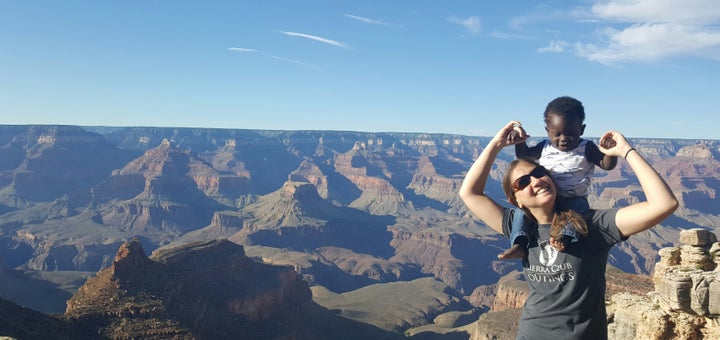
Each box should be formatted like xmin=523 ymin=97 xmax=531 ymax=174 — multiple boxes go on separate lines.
xmin=524 ymin=141 xmax=543 ymax=160
xmin=501 ymin=207 xmax=515 ymax=239
xmin=584 ymin=140 xmax=604 ymax=166
xmin=588 ymin=208 xmax=625 ymax=249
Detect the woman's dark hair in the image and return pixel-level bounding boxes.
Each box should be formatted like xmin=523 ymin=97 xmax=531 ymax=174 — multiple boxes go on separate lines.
xmin=502 ymin=158 xmax=588 ymax=238
xmin=544 ymin=96 xmax=586 ymax=124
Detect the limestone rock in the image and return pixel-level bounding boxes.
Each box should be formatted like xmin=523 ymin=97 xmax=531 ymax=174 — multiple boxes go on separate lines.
xmin=606 ymin=230 xmax=720 ymax=339
xmin=709 ymin=280 xmax=720 ymax=315
xmin=680 ymin=228 xmax=717 ymax=247
xmin=607 ymin=293 xmax=674 ymax=340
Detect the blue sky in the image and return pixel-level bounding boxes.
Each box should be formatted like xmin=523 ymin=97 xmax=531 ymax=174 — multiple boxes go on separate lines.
xmin=2 ymin=1 xmax=720 ymax=139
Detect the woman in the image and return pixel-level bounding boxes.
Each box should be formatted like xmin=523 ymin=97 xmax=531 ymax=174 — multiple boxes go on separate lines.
xmin=459 ymin=121 xmax=678 ymax=339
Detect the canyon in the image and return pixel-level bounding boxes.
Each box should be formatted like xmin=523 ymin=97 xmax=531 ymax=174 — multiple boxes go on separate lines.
xmin=0 ymin=125 xmax=718 ymax=338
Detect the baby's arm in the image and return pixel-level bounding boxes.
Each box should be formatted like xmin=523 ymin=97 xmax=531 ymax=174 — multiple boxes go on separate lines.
xmin=601 ymin=154 xmax=618 ymax=170
xmin=517 ymin=141 xmax=542 ymax=160
xmin=515 ymin=141 xmax=529 ymax=158
xmin=509 ymin=124 xmax=532 ymax=159
xmin=586 ymin=141 xmax=617 ymax=170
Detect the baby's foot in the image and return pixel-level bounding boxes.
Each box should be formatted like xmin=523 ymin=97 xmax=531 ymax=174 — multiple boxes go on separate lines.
xmin=498 ymin=243 xmax=527 ymax=260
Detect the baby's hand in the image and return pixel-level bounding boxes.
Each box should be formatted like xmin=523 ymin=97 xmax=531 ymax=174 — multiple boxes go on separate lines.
xmin=598 ymin=130 xmax=631 ymax=157
xmin=549 ymin=237 xmax=566 ymax=252
xmin=508 ymin=129 xmax=521 ymax=143
xmin=507 ymin=122 xmax=528 ymax=144
xmin=599 ymin=134 xmax=616 ymax=149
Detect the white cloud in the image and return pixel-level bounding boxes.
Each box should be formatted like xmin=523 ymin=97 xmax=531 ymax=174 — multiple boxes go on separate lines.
xmin=591 ymin=0 xmax=720 ymax=24
xmin=267 ymin=55 xmax=319 ymax=69
xmin=345 ymin=14 xmax=401 ymax=28
xmin=538 ymin=40 xmax=569 ymax=53
xmin=577 ymin=23 xmax=720 ymax=63
xmin=228 ymin=47 xmax=317 ymax=69
xmin=575 ymin=0 xmax=720 ymax=63
xmin=277 ymin=31 xmax=350 ymax=49
xmin=491 ymin=31 xmax=533 ymax=40
xmin=448 ymin=16 xmax=482 ymax=36
xmin=228 ymin=48 xmax=256 ymax=52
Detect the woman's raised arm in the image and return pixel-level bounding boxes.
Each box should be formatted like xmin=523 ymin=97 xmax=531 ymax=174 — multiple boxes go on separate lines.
xmin=459 ymin=121 xmax=528 ymax=234
xmin=597 ymin=131 xmax=679 ymax=237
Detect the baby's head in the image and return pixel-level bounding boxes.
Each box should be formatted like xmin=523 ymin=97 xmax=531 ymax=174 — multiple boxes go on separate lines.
xmin=543 ymin=96 xmax=586 ymax=151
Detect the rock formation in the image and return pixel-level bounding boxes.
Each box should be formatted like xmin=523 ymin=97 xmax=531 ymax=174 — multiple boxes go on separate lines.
xmin=607 ymin=228 xmax=720 ymax=339
xmin=57 ymin=238 xmax=401 ymax=339
xmin=65 ymin=237 xmax=314 ymax=339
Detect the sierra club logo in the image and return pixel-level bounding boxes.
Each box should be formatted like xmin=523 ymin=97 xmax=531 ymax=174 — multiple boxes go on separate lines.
xmin=538 ymin=240 xmax=558 ymax=266
xmin=525 ymin=240 xmax=576 ymax=283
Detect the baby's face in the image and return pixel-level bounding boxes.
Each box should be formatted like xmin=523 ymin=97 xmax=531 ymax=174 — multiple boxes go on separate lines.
xmin=545 ymin=114 xmax=585 ymax=151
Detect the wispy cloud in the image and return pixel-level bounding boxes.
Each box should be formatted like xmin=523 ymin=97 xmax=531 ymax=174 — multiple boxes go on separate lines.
xmin=490 ymin=31 xmax=533 ymax=40
xmin=538 ymin=40 xmax=569 ymax=53
xmin=227 ymin=47 xmax=318 ymax=69
xmin=345 ymin=14 xmax=381 ymax=25
xmin=227 ymin=48 xmax=256 ymax=52
xmin=276 ymin=30 xmax=350 ymax=49
xmin=345 ymin=14 xmax=403 ymax=28
xmin=508 ymin=8 xmax=568 ymax=31
xmin=448 ymin=16 xmax=482 ymax=36
xmin=575 ymin=0 xmax=720 ymax=63
xmin=266 ymin=54 xmax=318 ymax=69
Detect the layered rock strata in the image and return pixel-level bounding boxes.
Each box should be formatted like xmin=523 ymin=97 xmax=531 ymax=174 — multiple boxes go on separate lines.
xmin=608 ymin=228 xmax=720 ymax=339
xmin=65 ymin=238 xmax=313 ymax=339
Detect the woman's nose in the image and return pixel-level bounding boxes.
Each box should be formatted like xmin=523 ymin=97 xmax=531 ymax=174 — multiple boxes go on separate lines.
xmin=530 ymin=176 xmax=543 ymax=187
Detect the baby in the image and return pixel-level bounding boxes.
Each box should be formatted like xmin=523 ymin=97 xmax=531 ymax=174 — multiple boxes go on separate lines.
xmin=501 ymin=96 xmax=617 ymax=260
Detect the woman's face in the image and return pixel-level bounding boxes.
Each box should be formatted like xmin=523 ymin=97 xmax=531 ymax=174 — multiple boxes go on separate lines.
xmin=510 ymin=161 xmax=556 ymax=209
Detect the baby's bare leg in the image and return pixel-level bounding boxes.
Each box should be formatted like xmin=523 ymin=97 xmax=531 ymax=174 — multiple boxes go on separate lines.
xmin=498 ymin=243 xmax=527 ymax=260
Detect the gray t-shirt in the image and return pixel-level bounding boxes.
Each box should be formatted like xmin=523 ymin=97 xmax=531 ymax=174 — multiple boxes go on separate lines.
xmin=502 ymin=208 xmax=624 ymax=340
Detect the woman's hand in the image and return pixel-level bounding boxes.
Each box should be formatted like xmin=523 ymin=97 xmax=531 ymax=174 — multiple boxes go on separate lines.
xmin=597 ymin=130 xmax=633 ymax=158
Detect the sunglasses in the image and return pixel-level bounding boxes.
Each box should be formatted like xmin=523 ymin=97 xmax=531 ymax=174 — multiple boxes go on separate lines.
xmin=512 ymin=166 xmax=549 ymax=192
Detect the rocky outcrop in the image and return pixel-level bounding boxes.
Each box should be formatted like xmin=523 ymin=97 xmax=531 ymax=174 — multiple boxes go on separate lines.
xmin=66 ymin=239 xmax=310 ymax=323
xmin=289 ymin=160 xmax=329 ymax=199
xmin=0 ymin=297 xmax=80 ymax=340
xmin=407 ymin=155 xmax=464 ymax=207
xmin=491 ymin=278 xmax=529 ymax=312
xmin=238 ymin=181 xmax=336 ymax=229
xmin=2 ymin=238 xmax=402 ymax=339
xmin=315 ymin=246 xmax=411 ymax=282
xmin=93 ymin=141 xmax=230 ymax=234
xmin=389 ymin=230 xmax=463 ymax=290
xmin=64 ymin=239 xmax=404 ymax=339
xmin=676 ymin=143 xmax=715 ymax=159
xmin=0 ymin=126 xmax=137 ymax=203
xmin=389 ymin=228 xmax=512 ymax=294
xmin=333 ymin=143 xmax=412 ymax=216
xmin=607 ymin=228 xmax=720 ymax=339
xmin=64 ymin=238 xmax=312 ymax=339
xmin=470 ymin=309 xmax=522 ymax=340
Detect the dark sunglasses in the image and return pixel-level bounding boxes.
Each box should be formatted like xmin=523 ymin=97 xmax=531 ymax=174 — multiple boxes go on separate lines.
xmin=512 ymin=166 xmax=549 ymax=192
